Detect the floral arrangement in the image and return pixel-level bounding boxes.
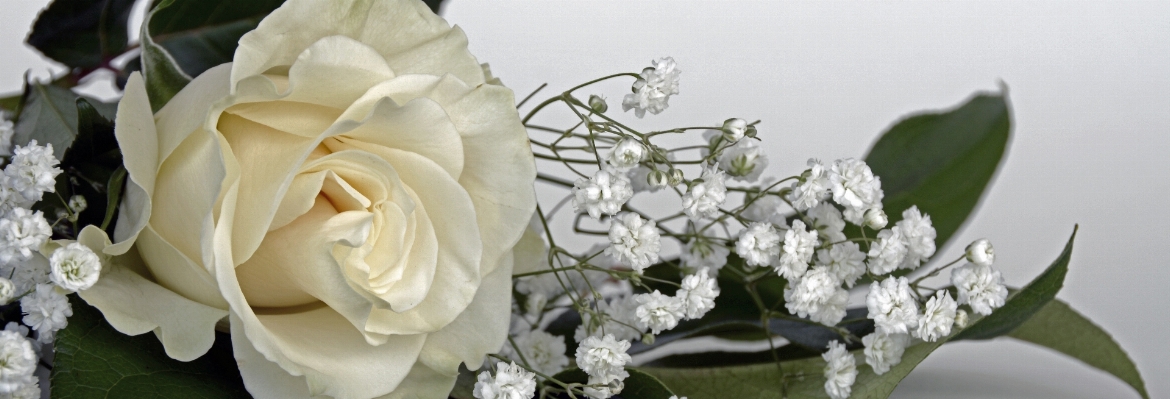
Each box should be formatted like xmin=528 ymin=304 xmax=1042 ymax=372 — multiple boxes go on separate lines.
xmin=0 ymin=0 xmax=1149 ymax=398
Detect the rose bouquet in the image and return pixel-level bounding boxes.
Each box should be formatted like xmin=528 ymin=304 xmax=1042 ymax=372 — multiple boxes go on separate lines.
xmin=0 ymin=0 xmax=1150 ymax=398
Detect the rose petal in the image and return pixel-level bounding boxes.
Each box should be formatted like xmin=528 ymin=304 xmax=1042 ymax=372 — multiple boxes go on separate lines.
xmin=149 ymin=122 xmax=226 ymax=273
xmin=416 ymin=251 xmax=513 ymax=374
xmin=110 ymin=74 xmax=155 ymax=248
xmin=230 ymin=312 xmax=314 ymax=399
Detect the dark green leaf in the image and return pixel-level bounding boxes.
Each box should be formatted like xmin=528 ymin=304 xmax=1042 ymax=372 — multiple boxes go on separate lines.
xmin=423 ymin=0 xmax=447 ymax=14
xmin=101 ymin=166 xmax=126 ymax=230
xmin=140 ymin=0 xmax=193 ymax=112
xmin=0 ymin=92 xmax=21 ymax=113
xmin=552 ymin=368 xmax=675 ymax=399
xmin=51 ymin=296 xmax=250 ymax=399
xmin=12 ymin=83 xmax=80 ymax=159
xmin=26 ymin=0 xmax=137 ymax=70
xmin=1008 ymin=299 xmax=1149 ymax=399
xmin=863 ymin=90 xmax=1012 ymax=252
xmin=954 ymin=225 xmax=1076 ymax=340
xmin=147 ymin=0 xmax=285 ymax=78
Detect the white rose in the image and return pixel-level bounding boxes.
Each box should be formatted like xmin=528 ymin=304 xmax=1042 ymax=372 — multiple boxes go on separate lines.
xmin=76 ymin=0 xmax=537 ymax=398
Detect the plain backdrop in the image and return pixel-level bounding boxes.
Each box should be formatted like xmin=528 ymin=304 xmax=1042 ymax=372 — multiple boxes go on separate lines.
xmin=2 ymin=1 xmax=1168 ymax=398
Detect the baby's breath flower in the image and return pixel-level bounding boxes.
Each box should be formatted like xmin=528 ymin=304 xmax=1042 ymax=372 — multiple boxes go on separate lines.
xmin=676 ymin=269 xmax=719 ymax=319
xmin=952 ymin=263 xmax=1008 ymax=316
xmin=3 ymin=140 xmax=61 ymax=202
xmin=742 ymin=195 xmax=788 ymax=227
xmin=0 ymin=112 xmax=14 ymax=157
xmin=473 ymin=362 xmax=536 ymax=399
xmin=606 ymin=138 xmax=647 ymax=171
xmin=916 ymin=290 xmax=958 ymax=342
xmin=954 ymin=309 xmax=970 ymax=329
xmin=502 ymin=329 xmax=568 ymax=376
xmin=621 ymin=57 xmax=681 ymax=118
xmin=605 ymin=213 xmax=661 ymax=273
xmin=573 ymin=168 xmax=634 ymax=220
xmin=893 ymin=206 xmax=936 ymax=270
xmin=866 ymin=276 xmax=919 ymax=336
xmin=718 ymin=138 xmax=767 ymax=182
xmin=0 ymin=278 xmax=14 ymax=305
xmin=736 ymin=222 xmax=781 ymax=268
xmin=576 ymin=334 xmax=632 ymax=383
xmin=20 ymin=283 xmax=71 ymax=343
xmin=784 ymin=266 xmax=848 ymax=325
xmin=680 ymin=238 xmax=729 ymax=276
xmin=0 ymin=208 xmax=51 ymax=264
xmin=864 ymin=207 xmax=888 ymax=229
xmin=681 ymin=167 xmax=727 ymax=221
xmin=721 ymin=118 xmax=748 ymax=142
xmin=866 ymin=228 xmax=907 ymax=275
xmin=965 ymin=238 xmax=995 ymax=267
xmin=828 ymin=158 xmax=883 ymax=225
xmin=807 ymin=203 xmax=846 ymax=243
xmin=817 ymin=241 xmax=866 ymax=288
xmin=583 ymin=375 xmax=624 ymax=399
xmin=50 ymin=242 xmax=103 ymax=292
xmin=788 ymin=159 xmax=830 ymax=211
xmin=862 ymin=332 xmax=909 ymax=375
xmin=822 ymin=341 xmax=857 ymax=399
xmin=777 ymin=220 xmax=819 ymax=280
xmin=0 ymin=330 xmax=36 ymax=394
xmin=633 ymin=290 xmax=684 ymax=335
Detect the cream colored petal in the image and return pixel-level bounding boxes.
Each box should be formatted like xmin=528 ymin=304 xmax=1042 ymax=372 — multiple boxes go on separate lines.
xmin=380 ymin=26 xmax=483 ymax=87
xmin=270 ymin=170 xmax=329 ymax=232
xmin=230 ymin=313 xmax=314 ymax=399
xmin=282 ymin=35 xmax=395 ymax=110
xmin=111 ymin=74 xmax=156 ymax=248
xmin=149 ymin=124 xmax=226 ymax=273
xmin=335 ymin=92 xmax=464 ymax=179
xmin=510 ymin=218 xmax=548 ymax=276
xmin=78 ymin=249 xmax=227 ymax=362
xmin=155 ymin=63 xmax=233 ymax=164
xmin=417 ymin=252 xmax=512 ymax=375
xmin=376 ymin=362 xmax=457 ymax=399
xmin=361 ymin=149 xmax=481 ymax=335
xmin=217 ymin=112 xmax=320 ymax=265
xmin=231 ymin=0 xmax=483 ymax=89
xmin=224 ymin=101 xmax=342 ymax=139
xmin=137 ymin=224 xmax=229 ymax=309
xmin=214 ymin=181 xmax=423 ymax=399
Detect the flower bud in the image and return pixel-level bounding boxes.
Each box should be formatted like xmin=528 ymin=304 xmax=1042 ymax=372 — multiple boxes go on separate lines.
xmin=721 ymin=118 xmax=747 ymax=142
xmin=647 ymin=169 xmax=670 ymax=188
xmin=864 ymin=208 xmax=888 ymax=229
xmin=965 ymin=238 xmax=995 ymax=267
xmin=954 ymin=309 xmax=969 ymax=329
xmin=68 ymin=195 xmax=88 ymax=213
xmin=588 ymin=94 xmax=608 ymax=113
xmin=744 ymin=124 xmax=758 ymax=139
xmin=667 ymin=168 xmax=684 ymax=186
xmin=641 ymin=333 xmax=655 ymax=345
xmin=0 ymin=277 xmax=14 ymax=304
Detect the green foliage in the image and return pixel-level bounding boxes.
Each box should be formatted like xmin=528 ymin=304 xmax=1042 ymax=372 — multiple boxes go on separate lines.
xmin=26 ymin=0 xmax=137 ymax=70
xmin=862 ymin=91 xmax=1012 ymax=252
xmin=1009 ymin=300 xmax=1149 ymax=399
xmin=139 ymin=0 xmax=192 ymax=112
xmin=954 ymin=225 xmax=1076 ymax=340
xmin=12 ymin=83 xmax=81 ymax=160
xmin=51 ymin=296 xmax=250 ymax=399
xmin=146 ymin=0 xmax=286 ymax=78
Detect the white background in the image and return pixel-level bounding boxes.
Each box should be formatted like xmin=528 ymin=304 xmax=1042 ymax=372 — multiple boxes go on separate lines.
xmin=2 ymin=0 xmax=1168 ymax=398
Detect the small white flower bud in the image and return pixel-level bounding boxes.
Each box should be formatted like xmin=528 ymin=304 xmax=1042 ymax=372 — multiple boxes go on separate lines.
xmin=965 ymin=238 xmax=994 ymax=267
xmin=588 ymin=95 xmax=608 ymax=113
xmin=0 ymin=277 xmax=14 ymax=304
xmin=49 ymin=242 xmax=103 ymax=292
xmin=864 ymin=208 xmax=888 ymax=229
xmin=68 ymin=195 xmax=87 ymax=213
xmin=667 ymin=168 xmax=684 ymax=186
xmin=647 ymin=169 xmax=670 ymax=188
xmin=721 ymin=118 xmax=747 ymax=142
xmin=954 ymin=309 xmax=969 ymax=329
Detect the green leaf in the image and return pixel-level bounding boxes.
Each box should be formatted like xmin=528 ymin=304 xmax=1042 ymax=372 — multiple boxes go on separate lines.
xmin=423 ymin=0 xmax=447 ymax=14
xmin=641 ymin=226 xmax=1080 ymax=398
xmin=51 ymin=296 xmax=250 ymax=399
xmin=954 ymin=225 xmax=1077 ymax=340
xmin=1008 ymin=300 xmax=1149 ymax=399
xmin=26 ymin=0 xmax=137 ymax=70
xmin=140 ymin=0 xmax=193 ymax=112
xmin=147 ymin=0 xmax=286 ymax=78
xmin=863 ymin=90 xmax=1012 ymax=251
xmin=12 ymin=83 xmax=80 ymax=160
xmin=552 ymin=368 xmax=675 ymax=399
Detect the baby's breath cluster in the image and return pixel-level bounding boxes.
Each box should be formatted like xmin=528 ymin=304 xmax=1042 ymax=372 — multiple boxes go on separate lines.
xmin=0 ymin=140 xmax=104 ymax=397
xmin=495 ymin=57 xmax=1011 ymax=399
